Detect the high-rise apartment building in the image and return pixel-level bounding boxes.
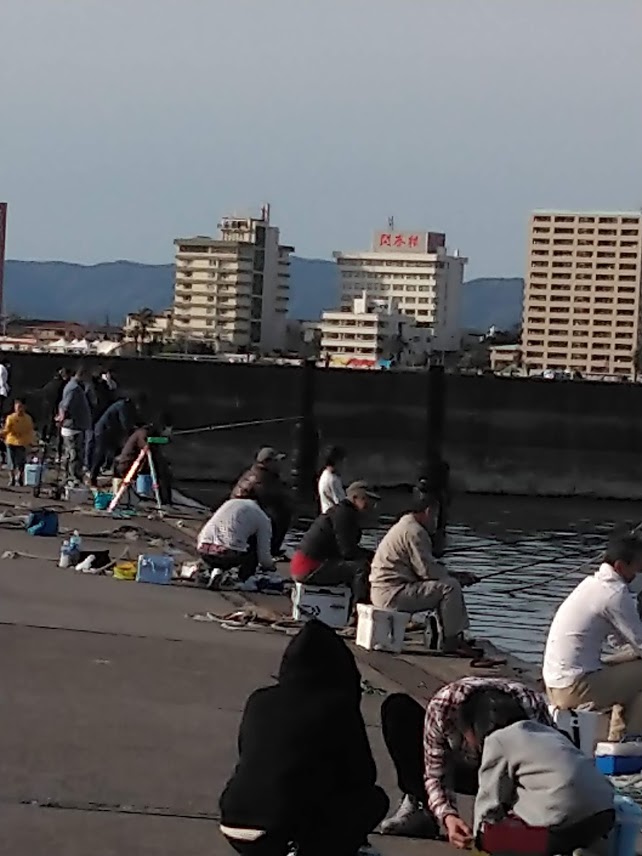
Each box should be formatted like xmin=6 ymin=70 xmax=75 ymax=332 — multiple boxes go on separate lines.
xmin=522 ymin=211 xmax=642 ymax=378
xmin=333 ymin=229 xmax=466 ymax=351
xmin=173 ymin=206 xmax=292 ymax=352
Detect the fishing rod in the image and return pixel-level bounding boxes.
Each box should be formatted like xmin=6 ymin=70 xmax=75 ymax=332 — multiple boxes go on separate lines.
xmin=499 ymin=520 xmax=642 ymax=597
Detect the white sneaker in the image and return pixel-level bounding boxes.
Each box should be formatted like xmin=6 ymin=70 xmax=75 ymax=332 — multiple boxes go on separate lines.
xmin=379 ymin=795 xmax=440 ymax=838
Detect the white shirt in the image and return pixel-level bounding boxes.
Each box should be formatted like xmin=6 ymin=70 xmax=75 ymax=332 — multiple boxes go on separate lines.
xmin=0 ymin=364 xmax=9 ymax=398
xmin=318 ymin=468 xmax=346 ymax=513
xmin=543 ymin=563 xmax=642 ymax=689
xmin=197 ymin=499 xmax=273 ymax=568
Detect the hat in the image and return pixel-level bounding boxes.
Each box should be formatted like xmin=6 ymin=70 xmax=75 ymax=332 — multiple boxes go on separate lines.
xmin=346 ymin=480 xmax=380 ymax=502
xmin=256 ymin=446 xmax=287 ymax=463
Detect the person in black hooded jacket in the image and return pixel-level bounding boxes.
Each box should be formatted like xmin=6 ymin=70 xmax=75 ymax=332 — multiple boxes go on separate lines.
xmin=219 ymin=619 xmax=389 ymax=856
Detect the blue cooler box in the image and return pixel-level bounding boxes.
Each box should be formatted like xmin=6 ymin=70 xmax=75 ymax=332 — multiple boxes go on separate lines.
xmin=595 ymin=741 xmax=642 ymax=776
xmin=136 ymin=555 xmax=174 ymax=585
xmin=24 ymin=463 xmax=45 ymax=487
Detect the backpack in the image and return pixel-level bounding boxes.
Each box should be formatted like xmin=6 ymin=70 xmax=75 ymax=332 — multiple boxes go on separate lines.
xmin=26 ymin=508 xmax=59 ymax=537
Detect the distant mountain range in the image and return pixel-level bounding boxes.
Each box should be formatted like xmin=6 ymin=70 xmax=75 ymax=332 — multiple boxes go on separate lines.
xmin=4 ymin=258 xmax=523 ymax=331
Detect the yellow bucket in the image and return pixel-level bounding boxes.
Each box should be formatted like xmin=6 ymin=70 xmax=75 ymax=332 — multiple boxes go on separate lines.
xmin=113 ymin=561 xmax=137 ymax=581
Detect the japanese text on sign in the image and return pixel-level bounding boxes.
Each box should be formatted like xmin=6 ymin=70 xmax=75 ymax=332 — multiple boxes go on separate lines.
xmin=373 ymin=231 xmax=428 ymax=253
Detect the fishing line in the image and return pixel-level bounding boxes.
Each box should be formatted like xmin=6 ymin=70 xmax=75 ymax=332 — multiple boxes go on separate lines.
xmin=173 ymin=415 xmax=300 ymax=437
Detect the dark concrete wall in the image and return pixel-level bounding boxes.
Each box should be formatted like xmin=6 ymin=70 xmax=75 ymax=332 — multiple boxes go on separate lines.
xmin=8 ymin=353 xmax=642 ymax=498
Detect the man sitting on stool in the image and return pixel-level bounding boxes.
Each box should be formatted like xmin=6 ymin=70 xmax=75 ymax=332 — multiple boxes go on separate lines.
xmin=543 ymin=531 xmax=642 ymax=741
xmin=369 ymin=491 xmax=475 ymax=653
xmin=290 ymin=481 xmax=379 ymax=604
xmin=198 ymin=497 xmax=276 ymax=585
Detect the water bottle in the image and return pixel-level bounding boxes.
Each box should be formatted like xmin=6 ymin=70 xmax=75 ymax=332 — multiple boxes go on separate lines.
xmin=59 ymin=540 xmax=71 ymax=569
xmin=69 ymin=530 xmax=82 ymax=552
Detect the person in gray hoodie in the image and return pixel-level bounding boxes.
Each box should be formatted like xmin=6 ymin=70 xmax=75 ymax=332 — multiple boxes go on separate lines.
xmin=56 ymin=363 xmax=93 ymax=485
xmin=460 ymin=687 xmax=614 ymax=855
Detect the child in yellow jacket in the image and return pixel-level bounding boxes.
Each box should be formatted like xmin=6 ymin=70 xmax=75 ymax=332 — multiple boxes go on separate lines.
xmin=1 ymin=399 xmax=36 ymax=487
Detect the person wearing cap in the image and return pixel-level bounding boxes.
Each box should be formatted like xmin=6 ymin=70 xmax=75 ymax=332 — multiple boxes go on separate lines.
xmin=290 ymin=481 xmax=380 ymax=602
xmin=369 ymin=490 xmax=473 ymax=651
xmin=232 ymin=447 xmax=293 ymax=558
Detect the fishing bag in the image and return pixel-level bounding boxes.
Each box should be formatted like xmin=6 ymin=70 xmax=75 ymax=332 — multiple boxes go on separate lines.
xmin=25 ymin=508 xmax=59 ymax=537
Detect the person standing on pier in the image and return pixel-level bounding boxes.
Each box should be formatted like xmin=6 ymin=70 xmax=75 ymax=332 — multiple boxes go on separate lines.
xmin=379 ymin=677 xmax=552 ymax=845
xmin=232 ymin=447 xmax=293 ymax=560
xmin=1 ymin=398 xmax=36 ymax=487
xmin=56 ymin=363 xmax=93 ymax=486
xmin=543 ymin=531 xmax=642 ymax=740
xmin=369 ymin=492 xmax=475 ymax=654
xmin=317 ymin=444 xmax=347 ymax=513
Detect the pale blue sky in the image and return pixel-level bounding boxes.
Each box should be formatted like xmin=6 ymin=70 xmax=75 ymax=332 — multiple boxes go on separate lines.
xmin=2 ymin=0 xmax=641 ymax=278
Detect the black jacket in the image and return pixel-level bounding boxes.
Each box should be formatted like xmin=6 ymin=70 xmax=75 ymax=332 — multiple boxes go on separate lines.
xmin=219 ymin=620 xmax=377 ymax=832
xmin=298 ymin=499 xmax=363 ymax=561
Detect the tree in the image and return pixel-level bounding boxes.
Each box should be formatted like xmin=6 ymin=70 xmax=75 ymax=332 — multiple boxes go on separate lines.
xmin=129 ymin=307 xmax=155 ymax=356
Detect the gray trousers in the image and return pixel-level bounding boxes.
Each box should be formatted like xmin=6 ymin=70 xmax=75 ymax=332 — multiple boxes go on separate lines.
xmin=371 ymin=574 xmax=470 ymax=640
xmin=62 ymin=432 xmax=85 ymax=485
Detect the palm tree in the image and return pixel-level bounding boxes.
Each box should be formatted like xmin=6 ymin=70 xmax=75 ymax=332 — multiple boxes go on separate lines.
xmin=130 ymin=307 xmax=155 ymax=356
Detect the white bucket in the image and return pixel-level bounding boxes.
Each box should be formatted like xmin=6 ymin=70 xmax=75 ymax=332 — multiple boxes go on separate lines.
xmin=356 ymin=604 xmax=410 ymax=653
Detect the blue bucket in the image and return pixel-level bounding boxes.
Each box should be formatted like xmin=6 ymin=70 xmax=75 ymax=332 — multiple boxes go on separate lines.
xmin=94 ymin=491 xmax=113 ymax=511
xmin=610 ymin=795 xmax=642 ymax=856
xmin=136 ymin=473 xmax=154 ymax=497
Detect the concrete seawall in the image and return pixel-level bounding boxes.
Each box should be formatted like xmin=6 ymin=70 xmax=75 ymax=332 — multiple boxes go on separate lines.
xmin=9 ymin=353 xmax=642 ymax=498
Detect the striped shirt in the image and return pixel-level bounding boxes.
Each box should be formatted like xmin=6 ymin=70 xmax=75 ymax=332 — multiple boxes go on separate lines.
xmin=423 ymin=676 xmax=552 ymax=821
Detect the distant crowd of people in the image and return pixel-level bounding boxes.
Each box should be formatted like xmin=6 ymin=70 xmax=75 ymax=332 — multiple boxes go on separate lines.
xmin=0 ymin=359 xmax=173 ymax=502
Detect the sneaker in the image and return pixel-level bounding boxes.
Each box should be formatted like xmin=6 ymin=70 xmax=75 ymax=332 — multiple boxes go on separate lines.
xmin=379 ymin=795 xmax=440 ymax=839
xmin=254 ymin=570 xmax=285 ymax=593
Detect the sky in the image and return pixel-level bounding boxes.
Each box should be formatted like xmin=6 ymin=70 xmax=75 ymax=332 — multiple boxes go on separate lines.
xmin=2 ymin=0 xmax=641 ymax=278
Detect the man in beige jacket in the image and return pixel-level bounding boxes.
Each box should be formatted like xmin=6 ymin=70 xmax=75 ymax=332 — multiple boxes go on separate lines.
xmin=369 ymin=493 xmax=473 ymax=649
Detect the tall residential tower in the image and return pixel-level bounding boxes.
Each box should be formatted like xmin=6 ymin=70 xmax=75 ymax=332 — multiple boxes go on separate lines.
xmin=522 ymin=211 xmax=642 ymax=377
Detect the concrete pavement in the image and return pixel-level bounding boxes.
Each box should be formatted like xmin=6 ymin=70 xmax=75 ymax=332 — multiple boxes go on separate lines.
xmin=0 ymin=489 xmax=469 ymax=855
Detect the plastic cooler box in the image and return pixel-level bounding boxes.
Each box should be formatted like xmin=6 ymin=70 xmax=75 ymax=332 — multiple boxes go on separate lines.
xmin=356 ymin=604 xmax=410 ymax=653
xmin=291 ymin=583 xmax=351 ymax=628
xmin=595 ymin=741 xmax=642 ymax=775
xmin=24 ymin=463 xmax=44 ymax=487
xmin=136 ymin=555 xmax=174 ymax=585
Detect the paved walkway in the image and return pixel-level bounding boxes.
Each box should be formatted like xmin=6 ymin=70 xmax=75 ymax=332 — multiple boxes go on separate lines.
xmin=0 ymin=486 xmax=516 ymax=855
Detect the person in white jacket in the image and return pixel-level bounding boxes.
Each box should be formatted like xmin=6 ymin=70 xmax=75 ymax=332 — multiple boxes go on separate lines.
xmin=543 ymin=532 xmax=642 ymax=740
xmin=317 ymin=445 xmax=347 ymax=513
xmin=458 ymin=686 xmax=614 ymax=854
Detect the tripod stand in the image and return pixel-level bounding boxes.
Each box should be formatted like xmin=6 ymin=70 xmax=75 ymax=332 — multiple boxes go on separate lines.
xmin=107 ymin=444 xmax=163 ymax=514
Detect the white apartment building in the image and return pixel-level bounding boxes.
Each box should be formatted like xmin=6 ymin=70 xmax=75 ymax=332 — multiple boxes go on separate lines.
xmin=333 ymin=229 xmax=466 ymax=352
xmin=320 ymin=294 xmax=431 ymax=369
xmin=173 ymin=206 xmax=292 ymax=352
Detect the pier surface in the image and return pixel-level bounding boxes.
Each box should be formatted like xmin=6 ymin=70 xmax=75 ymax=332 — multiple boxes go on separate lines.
xmin=0 ymin=486 xmax=587 ymax=855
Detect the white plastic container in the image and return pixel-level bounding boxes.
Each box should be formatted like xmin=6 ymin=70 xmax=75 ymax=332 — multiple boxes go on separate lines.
xmin=291 ymin=583 xmax=351 ymax=628
xmin=65 ymin=485 xmax=91 ymax=504
xmin=24 ymin=463 xmax=44 ymax=487
xmin=356 ymin=604 xmax=410 ymax=653
xmin=548 ymin=706 xmax=605 ymax=757
xmin=595 ymin=741 xmax=642 ymax=776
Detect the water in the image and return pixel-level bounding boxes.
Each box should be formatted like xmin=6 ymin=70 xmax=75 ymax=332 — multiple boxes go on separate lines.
xmin=283 ymin=494 xmax=642 ymax=664
xmin=184 ymin=485 xmax=642 ymax=664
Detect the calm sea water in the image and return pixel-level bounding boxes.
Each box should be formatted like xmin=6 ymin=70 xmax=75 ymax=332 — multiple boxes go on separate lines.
xmin=185 ymin=486 xmax=642 ymax=664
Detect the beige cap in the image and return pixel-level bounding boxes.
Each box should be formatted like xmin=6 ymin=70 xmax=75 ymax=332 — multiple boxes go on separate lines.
xmin=256 ymin=446 xmax=286 ymax=463
xmin=347 ymin=480 xmax=380 ymax=501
